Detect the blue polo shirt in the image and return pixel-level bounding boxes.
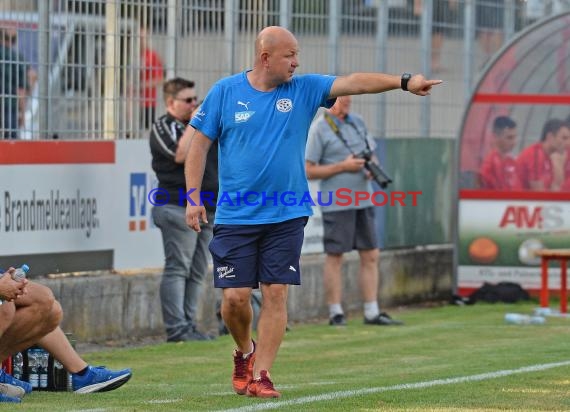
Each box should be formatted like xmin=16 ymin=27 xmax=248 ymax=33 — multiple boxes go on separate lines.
xmin=190 ymin=71 xmax=336 ymax=224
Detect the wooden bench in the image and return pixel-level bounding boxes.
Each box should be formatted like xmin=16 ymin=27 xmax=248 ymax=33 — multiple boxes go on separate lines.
xmin=534 ymin=249 xmax=570 ymax=314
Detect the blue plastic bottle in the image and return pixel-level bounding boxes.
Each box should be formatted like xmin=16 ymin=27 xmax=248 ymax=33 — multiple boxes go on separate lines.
xmin=12 ymin=264 xmax=30 ymax=282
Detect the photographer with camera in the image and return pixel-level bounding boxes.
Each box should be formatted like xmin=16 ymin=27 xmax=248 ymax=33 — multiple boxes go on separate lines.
xmin=306 ymin=96 xmax=403 ymax=327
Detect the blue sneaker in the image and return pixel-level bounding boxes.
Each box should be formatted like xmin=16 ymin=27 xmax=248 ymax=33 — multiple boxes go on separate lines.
xmin=0 ymin=393 xmax=21 ymax=403
xmin=0 ymin=369 xmax=32 ymax=394
xmin=0 ymin=382 xmax=25 ymax=399
xmin=72 ymin=365 xmax=132 ymax=394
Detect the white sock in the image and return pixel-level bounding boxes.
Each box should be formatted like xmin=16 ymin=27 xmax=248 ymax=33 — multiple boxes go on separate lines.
xmin=243 ymin=341 xmax=255 ymax=357
xmin=364 ymin=301 xmax=380 ymax=320
xmin=329 ymin=303 xmax=344 ymax=318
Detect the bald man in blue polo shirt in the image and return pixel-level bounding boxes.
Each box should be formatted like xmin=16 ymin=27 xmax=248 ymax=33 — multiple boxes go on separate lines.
xmin=184 ymin=25 xmax=441 ymax=398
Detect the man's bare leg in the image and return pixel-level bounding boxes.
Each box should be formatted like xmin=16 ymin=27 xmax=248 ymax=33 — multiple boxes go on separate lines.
xmin=222 ymin=287 xmax=254 ymax=353
xmin=359 ymin=248 xmax=380 ymax=303
xmin=0 ymin=283 xmax=61 ymax=361
xmin=0 ymin=304 xmax=15 ymax=339
xmin=253 ymin=283 xmax=288 ymax=378
xmin=324 ymin=253 xmax=343 ymax=307
xmin=37 ymin=327 xmax=87 ymax=374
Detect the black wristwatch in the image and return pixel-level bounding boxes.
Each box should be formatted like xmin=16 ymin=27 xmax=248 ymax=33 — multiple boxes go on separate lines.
xmin=401 ymin=73 xmax=412 ymax=91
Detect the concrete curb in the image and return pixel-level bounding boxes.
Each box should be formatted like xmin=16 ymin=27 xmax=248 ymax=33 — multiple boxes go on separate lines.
xmin=36 ymin=245 xmax=453 ymax=343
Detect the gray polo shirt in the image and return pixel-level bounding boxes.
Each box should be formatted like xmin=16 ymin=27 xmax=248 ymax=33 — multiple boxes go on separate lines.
xmin=306 ymin=112 xmax=376 ymax=212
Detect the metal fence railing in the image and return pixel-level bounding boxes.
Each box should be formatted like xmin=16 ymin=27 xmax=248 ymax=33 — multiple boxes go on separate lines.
xmin=0 ymin=0 xmax=567 ymax=140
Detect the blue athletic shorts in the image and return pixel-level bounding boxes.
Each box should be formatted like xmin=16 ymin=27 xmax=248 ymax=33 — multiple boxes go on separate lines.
xmin=209 ymin=217 xmax=308 ymax=288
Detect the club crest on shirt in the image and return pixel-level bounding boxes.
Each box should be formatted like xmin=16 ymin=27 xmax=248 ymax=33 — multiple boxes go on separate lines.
xmin=276 ymin=98 xmax=292 ymax=113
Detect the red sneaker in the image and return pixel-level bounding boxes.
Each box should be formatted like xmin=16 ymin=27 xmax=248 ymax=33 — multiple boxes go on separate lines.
xmin=246 ymin=370 xmax=281 ymax=398
xmin=232 ymin=341 xmax=256 ymax=395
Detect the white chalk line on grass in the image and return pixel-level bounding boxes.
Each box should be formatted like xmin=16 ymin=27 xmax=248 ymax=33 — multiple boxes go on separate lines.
xmin=207 ymin=381 xmax=340 ymax=396
xmin=218 ymin=360 xmax=570 ymax=412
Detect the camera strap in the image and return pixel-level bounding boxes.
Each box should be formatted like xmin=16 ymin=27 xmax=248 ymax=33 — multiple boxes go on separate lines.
xmin=323 ymin=113 xmax=372 ymax=156
xmin=323 ymin=113 xmax=393 ymax=188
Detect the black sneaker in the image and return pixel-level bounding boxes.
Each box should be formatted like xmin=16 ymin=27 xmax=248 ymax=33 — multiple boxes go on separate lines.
xmin=167 ymin=327 xmax=215 ymax=342
xmin=364 ymin=312 xmax=404 ymax=326
xmin=329 ymin=313 xmax=347 ymax=326
xmin=182 ymin=327 xmax=215 ymax=341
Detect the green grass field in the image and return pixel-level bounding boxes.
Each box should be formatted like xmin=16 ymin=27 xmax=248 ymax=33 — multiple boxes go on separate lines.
xmin=13 ymin=301 xmax=570 ymax=411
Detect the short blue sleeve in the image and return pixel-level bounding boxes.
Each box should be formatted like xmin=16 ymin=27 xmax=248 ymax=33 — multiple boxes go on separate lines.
xmin=190 ymin=82 xmax=223 ymax=141
xmin=298 ymin=74 xmax=336 ymax=110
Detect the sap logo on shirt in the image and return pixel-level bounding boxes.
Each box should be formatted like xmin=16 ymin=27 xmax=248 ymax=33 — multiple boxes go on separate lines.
xmin=235 ymin=111 xmax=255 ymax=123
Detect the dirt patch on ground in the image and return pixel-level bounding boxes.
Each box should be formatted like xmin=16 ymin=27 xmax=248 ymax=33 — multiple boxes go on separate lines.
xmin=76 ymin=334 xmax=166 ymax=354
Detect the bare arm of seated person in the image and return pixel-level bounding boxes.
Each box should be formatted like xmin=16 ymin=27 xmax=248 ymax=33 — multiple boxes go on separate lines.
xmin=0 ymin=269 xmax=28 ymax=302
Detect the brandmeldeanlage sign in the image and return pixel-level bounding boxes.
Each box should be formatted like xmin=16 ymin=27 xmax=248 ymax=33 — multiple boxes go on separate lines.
xmin=0 ymin=140 xmax=325 ymax=272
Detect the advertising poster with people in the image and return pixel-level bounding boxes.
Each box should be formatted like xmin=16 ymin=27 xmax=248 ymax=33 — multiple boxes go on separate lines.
xmin=457 ymin=12 xmax=570 ymax=294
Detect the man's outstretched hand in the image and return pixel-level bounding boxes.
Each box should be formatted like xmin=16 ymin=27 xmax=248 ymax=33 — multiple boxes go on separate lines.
xmin=407 ymin=74 xmax=443 ymax=96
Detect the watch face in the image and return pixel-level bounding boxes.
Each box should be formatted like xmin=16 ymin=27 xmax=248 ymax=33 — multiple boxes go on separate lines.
xmin=401 ymin=73 xmax=411 ymax=90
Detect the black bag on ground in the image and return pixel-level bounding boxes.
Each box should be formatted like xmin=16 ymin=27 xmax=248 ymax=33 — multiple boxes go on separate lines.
xmin=468 ymin=281 xmax=530 ymax=304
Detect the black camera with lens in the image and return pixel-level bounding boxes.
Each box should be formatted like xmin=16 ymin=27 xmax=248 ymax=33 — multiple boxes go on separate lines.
xmin=356 ymin=149 xmax=393 ymax=189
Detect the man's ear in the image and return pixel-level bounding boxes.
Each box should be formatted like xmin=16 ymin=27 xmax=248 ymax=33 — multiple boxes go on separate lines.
xmin=260 ymin=51 xmax=270 ymax=68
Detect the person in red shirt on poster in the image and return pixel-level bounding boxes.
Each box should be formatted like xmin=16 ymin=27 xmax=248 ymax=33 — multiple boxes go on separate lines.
xmin=516 ymin=118 xmax=570 ymax=191
xmin=139 ymin=26 xmax=164 ymax=130
xmin=560 ymin=156 xmax=570 ymax=191
xmin=563 ymin=118 xmax=570 ymax=191
xmin=479 ymin=116 xmax=521 ymax=190
xmin=561 ymin=166 xmax=570 ymax=191
xmin=552 ymin=116 xmax=570 ymax=191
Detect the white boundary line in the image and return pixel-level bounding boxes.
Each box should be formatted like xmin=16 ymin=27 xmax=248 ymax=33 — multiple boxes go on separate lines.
xmin=219 ymin=360 xmax=570 ymax=412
